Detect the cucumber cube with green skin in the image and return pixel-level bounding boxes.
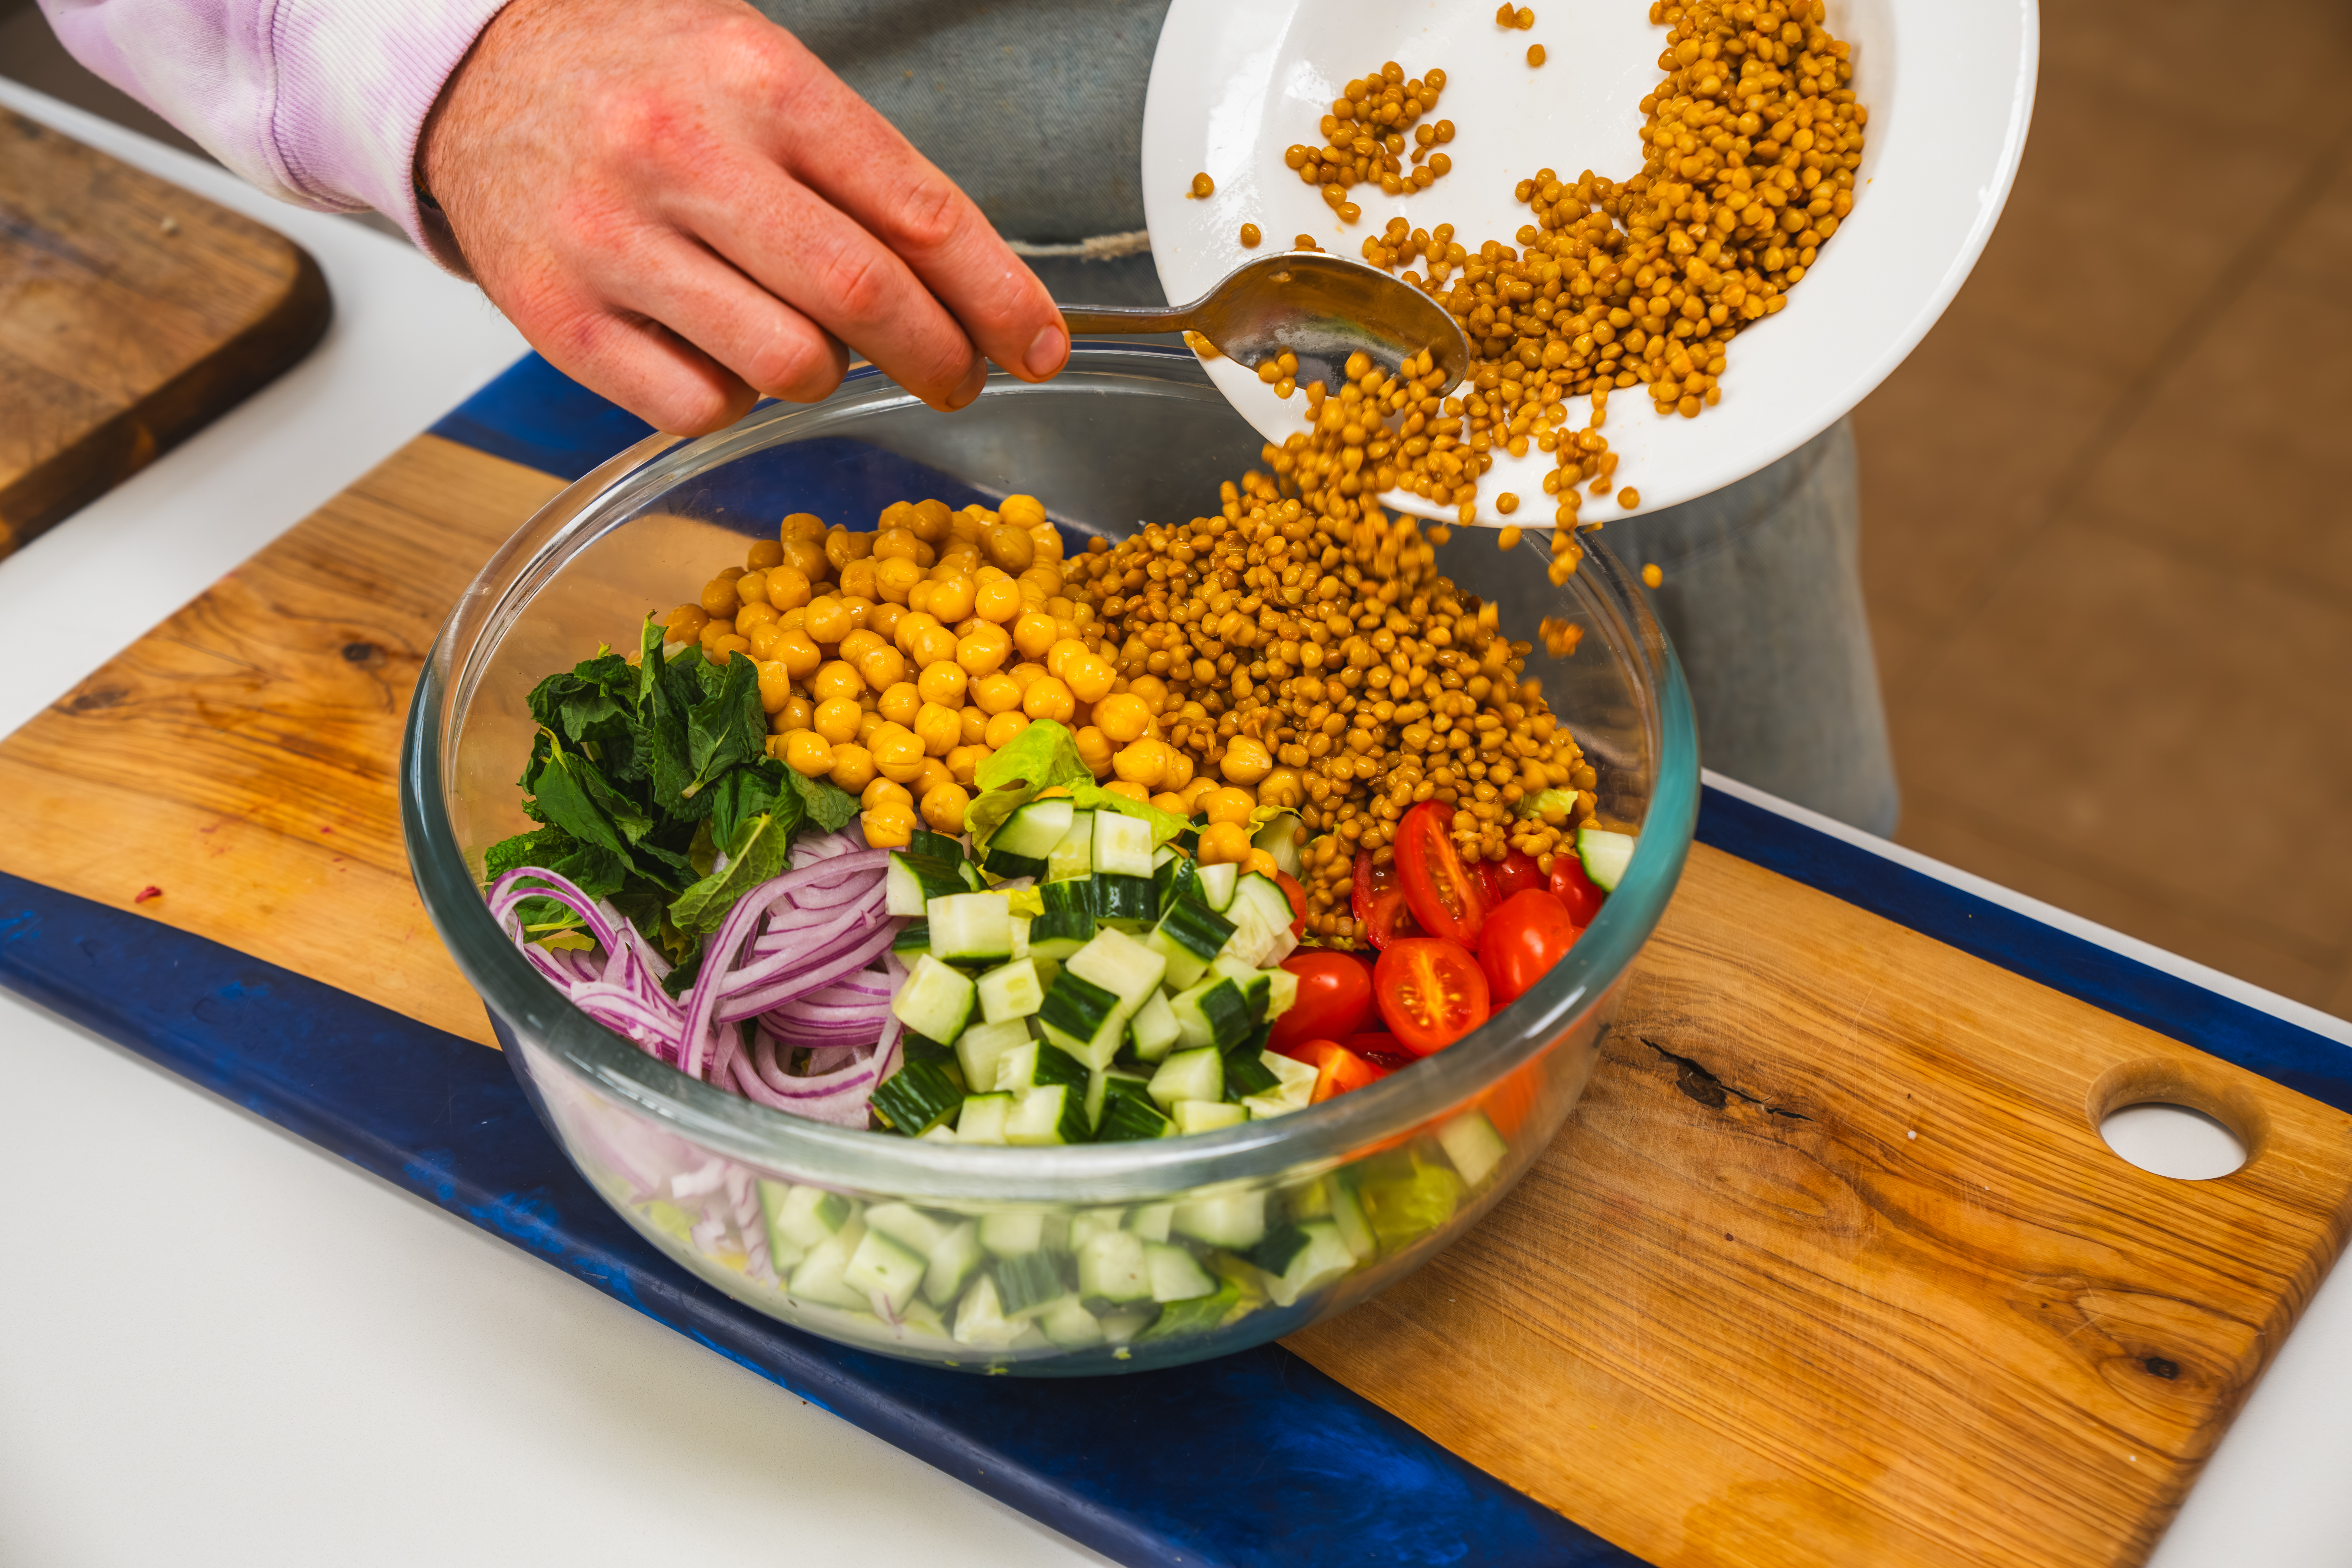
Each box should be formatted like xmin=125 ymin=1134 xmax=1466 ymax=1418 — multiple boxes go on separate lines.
xmin=891 ymin=954 xmax=976 ymax=1043
xmin=990 ymin=1248 xmax=1069 ymax=1316
xmin=1065 ymin=927 xmax=1167 ymax=1011
xmin=1221 ymin=1046 xmax=1282 ymax=1099
xmin=1006 ymin=1083 xmax=1091 ymax=1145
xmin=1067 ymin=1208 xmax=1127 ymax=1251
xmin=1092 ymin=874 xmax=1159 ymax=929
xmin=980 ymin=1210 xmax=1048 ymax=1256
xmin=1576 ymin=825 xmax=1636 ymax=892
xmin=1153 ymin=852 xmax=1205 ymax=917
xmin=1095 ymin=1093 xmax=1175 ymax=1141
xmin=907 ymin=827 xmax=964 ymax=864
xmin=1037 ymin=967 xmax=1128 ymax=1069
xmin=1357 ymin=1158 xmax=1462 ymax=1249
xmin=1096 ymin=1306 xmax=1158 ymax=1344
xmin=865 ymin=1202 xmax=954 ymax=1258
xmin=754 ymin=1180 xmax=811 ymax=1271
xmin=844 ymin=1227 xmax=929 ymax=1315
xmin=956 ymin=1091 xmax=1015 ymax=1145
xmin=993 ymin=1039 xmax=1087 ymax=1095
xmin=1046 ymin=811 xmax=1095 ymax=882
xmin=1085 ymin=1067 xmax=1152 ymax=1131
xmin=993 ymin=797 xmax=1076 ymax=860
xmin=1261 ymin=1050 xmax=1317 ymax=1108
xmin=976 ymin=958 xmax=1045 ymax=1023
xmin=1138 ymin=1277 xmax=1240 ymax=1340
xmin=1091 ymin=810 xmax=1155 ymax=878
xmin=1169 ymin=978 xmax=1254 ymax=1053
xmin=765 ymin=1183 xmax=855 ymax=1252
xmin=787 ymin=1215 xmax=871 ymax=1310
xmin=925 ymin=892 xmax=1015 ymax=963
xmin=1076 ymin=1229 xmax=1152 ymax=1302
xmin=1263 ymin=966 xmax=1298 ymax=1021
xmin=1146 ymin=1045 xmax=1224 ymax=1110
xmin=1436 ymin=1109 xmax=1508 ymax=1188
xmin=951 ymin=1273 xmax=1024 ymax=1349
xmin=1241 ymin=1092 xmax=1301 ymax=1120
xmin=1172 ymin=1188 xmax=1267 ymax=1250
xmin=1143 ymin=1241 xmax=1218 ymax=1302
xmin=886 ymin=852 xmax=967 ymax=917
xmin=1248 ymin=1219 xmax=1359 ymax=1307
xmin=1195 ymin=861 xmax=1239 ymax=910
xmin=870 ymin=1059 xmax=964 ymax=1136
xmin=923 ymin=1220 xmax=986 ymax=1306
xmin=982 ymin=846 xmax=1048 ymax=882
xmin=950 ymin=1018 xmax=1029 ymax=1094
xmin=1038 ymin=1295 xmax=1106 ymax=1348
xmin=1147 ymin=898 xmax=1236 ymax=990
xmin=1127 ymin=1203 xmax=1175 ymax=1242
xmin=1173 ymin=1099 xmax=1248 ymax=1135
xmin=1126 ymin=989 xmax=1181 ymax=1064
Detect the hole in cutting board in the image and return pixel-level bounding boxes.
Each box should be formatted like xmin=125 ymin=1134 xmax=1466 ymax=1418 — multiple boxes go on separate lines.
xmin=2099 ymin=1103 xmax=2248 ymax=1180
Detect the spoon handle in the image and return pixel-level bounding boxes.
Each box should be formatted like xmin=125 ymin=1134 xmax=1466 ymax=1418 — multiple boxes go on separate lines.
xmin=1060 ymin=304 xmax=1195 ymax=337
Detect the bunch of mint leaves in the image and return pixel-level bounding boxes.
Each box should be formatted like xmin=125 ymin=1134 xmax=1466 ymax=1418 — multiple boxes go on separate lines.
xmin=485 ymin=618 xmax=859 ymax=983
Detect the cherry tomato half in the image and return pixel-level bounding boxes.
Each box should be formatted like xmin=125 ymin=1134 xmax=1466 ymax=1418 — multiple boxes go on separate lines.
xmin=1550 ymin=847 xmax=1606 ymax=927
xmin=1494 ymin=850 xmax=1545 ymax=900
xmin=1394 ymin=801 xmax=1489 ymax=948
xmin=1373 ymin=936 xmax=1490 ymax=1055
xmin=1352 ymin=848 xmax=1421 ymax=949
xmin=1478 ymin=888 xmax=1581 ymax=1004
xmin=1345 ymin=1034 xmax=1418 ymax=1073
xmin=1270 ymin=952 xmax=1374 ymax=1053
xmin=1273 ymin=870 xmax=1308 ymax=937
xmin=1283 ymin=1038 xmax=1393 ymax=1103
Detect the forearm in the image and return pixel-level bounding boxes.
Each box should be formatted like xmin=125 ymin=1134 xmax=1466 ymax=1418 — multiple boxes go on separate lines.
xmin=36 ymin=0 xmax=509 ymax=262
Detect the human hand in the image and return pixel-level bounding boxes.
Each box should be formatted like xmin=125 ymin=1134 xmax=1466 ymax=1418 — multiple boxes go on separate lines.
xmin=419 ymin=0 xmax=1069 ymax=434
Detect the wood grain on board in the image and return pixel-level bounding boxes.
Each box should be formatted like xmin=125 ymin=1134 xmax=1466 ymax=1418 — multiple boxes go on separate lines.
xmin=0 ymin=432 xmax=2346 ymax=1568
xmin=0 ymin=106 xmax=330 ymax=551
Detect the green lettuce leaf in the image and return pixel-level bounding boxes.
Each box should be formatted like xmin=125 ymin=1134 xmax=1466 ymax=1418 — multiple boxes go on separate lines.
xmin=966 ymin=720 xmax=1189 ymax=852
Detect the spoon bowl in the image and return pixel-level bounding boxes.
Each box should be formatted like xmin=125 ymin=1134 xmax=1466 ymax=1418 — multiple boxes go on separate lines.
xmin=1060 ymin=252 xmax=1471 ymax=399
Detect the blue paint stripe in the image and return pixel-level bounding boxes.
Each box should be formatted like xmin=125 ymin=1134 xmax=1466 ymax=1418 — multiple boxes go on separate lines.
xmin=0 ymin=870 xmax=1636 ymax=1568
xmin=1695 ymin=788 xmax=2352 ymax=1112
xmin=428 ymin=353 xmax=655 ymax=481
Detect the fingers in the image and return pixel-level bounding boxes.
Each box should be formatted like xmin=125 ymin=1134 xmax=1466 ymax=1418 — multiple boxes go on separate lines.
xmin=504 ymin=277 xmax=760 ymax=438
xmin=592 ymin=228 xmax=852 ymax=405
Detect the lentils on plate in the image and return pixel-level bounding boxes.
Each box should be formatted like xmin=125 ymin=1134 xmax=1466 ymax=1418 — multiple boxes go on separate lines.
xmin=1285 ymin=61 xmax=1454 ymax=227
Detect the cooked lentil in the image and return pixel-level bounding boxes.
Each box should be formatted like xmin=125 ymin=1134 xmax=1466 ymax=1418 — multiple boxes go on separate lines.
xmin=1527 ymin=44 xmax=1548 ymax=66
xmin=1239 ymin=222 xmax=1263 ymax=247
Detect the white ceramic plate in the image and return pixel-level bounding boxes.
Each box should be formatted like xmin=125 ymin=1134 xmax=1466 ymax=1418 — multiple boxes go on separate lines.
xmin=1139 ymin=0 xmax=2037 ymax=524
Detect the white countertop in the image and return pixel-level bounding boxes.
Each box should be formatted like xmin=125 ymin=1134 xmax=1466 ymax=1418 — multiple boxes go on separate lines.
xmin=1 ymin=80 xmax=2344 ymax=1568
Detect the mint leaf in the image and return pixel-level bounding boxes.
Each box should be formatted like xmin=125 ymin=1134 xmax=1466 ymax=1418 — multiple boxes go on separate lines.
xmin=684 ymin=652 xmax=764 ymax=797
xmin=668 ymin=808 xmax=801 ymax=936
xmin=785 ymin=769 xmax=859 ymax=834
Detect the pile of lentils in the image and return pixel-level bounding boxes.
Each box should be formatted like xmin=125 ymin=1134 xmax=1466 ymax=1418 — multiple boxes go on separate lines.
xmin=1284 ymin=62 xmax=1455 ymax=228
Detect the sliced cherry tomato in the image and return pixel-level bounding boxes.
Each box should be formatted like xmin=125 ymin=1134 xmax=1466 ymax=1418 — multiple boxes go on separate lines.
xmin=1494 ymin=850 xmax=1545 ymax=900
xmin=1478 ymin=888 xmax=1581 ymax=1004
xmin=1466 ymin=858 xmax=1501 ymax=910
xmin=1270 ymin=952 xmax=1374 ymax=1053
xmin=1550 ymin=847 xmax=1606 ymax=927
xmin=1273 ymin=870 xmax=1308 ymax=937
xmin=1352 ymin=848 xmax=1422 ymax=949
xmin=1345 ymin=1034 xmax=1418 ymax=1073
xmin=1284 ymin=1038 xmax=1393 ymax=1103
xmin=1373 ymin=936 xmax=1490 ymax=1055
xmin=1393 ymin=801 xmax=1489 ymax=948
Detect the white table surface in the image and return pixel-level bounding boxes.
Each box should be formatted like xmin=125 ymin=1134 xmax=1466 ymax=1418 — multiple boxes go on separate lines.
xmin=1 ymin=79 xmax=2345 ymax=1568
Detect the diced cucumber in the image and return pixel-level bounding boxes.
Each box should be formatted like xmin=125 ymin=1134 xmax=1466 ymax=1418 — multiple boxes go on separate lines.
xmin=1264 ymin=965 xmax=1298 ymax=1019
xmin=1027 ymin=876 xmax=1096 ymax=958
xmin=1436 ymin=1109 xmax=1508 ymax=1188
xmin=1076 ymin=1229 xmax=1152 ymax=1303
xmin=1045 ymin=810 xmax=1095 ymax=881
xmin=1260 ymin=1050 xmax=1317 ymax=1109
xmin=908 ymin=827 xmax=965 ymax=864
xmin=901 ymin=1030 xmax=957 ymax=1064
xmin=1091 ymin=811 xmax=1155 ymax=878
xmin=864 ymin=1202 xmax=953 ymax=1257
xmin=1138 ymin=1277 xmax=1240 ymax=1340
xmin=1327 ymin=1181 xmax=1377 ymax=1262
xmin=843 ymin=1227 xmax=928 ymax=1315
xmin=1356 ymin=1156 xmax=1462 ymax=1249
xmin=1144 ymin=1241 xmax=1218 ymax=1303
xmin=994 ymin=797 xmax=1076 ymax=860
xmin=975 ymin=957 xmax=1044 ymax=1023
xmin=787 ymin=1214 xmax=871 ymax=1310
xmin=979 ymin=1210 xmax=1047 ymax=1256
xmin=1221 ymin=1046 xmax=1281 ymax=1099
xmin=870 ymin=1059 xmax=964 ymax=1136
xmin=1196 ymin=860 xmax=1239 ymax=910
xmin=1577 ymin=826 xmax=1635 ymax=892
xmin=1173 ymin=1099 xmax=1248 ymax=1135
xmin=990 ymin=1248 xmax=1068 ymax=1316
xmin=1127 ymin=1203 xmax=1175 ymax=1242
xmin=765 ymin=1183 xmax=855 ymax=1252
xmin=1241 ymin=1092 xmax=1302 ymax=1120
xmin=1147 ymin=1045 xmax=1224 ymax=1110
xmin=1038 ymin=1295 xmax=1106 ymax=1348
xmin=951 ymin=1273 xmax=1024 ymax=1348
xmin=1172 ymin=1188 xmax=1267 ymax=1249
xmin=1147 ymin=898 xmax=1236 ymax=990
xmin=887 ymin=852 xmax=967 ymax=917
xmin=956 ymin=1090 xmax=1014 ymax=1145
xmin=1170 ymin=978 xmax=1255 ymax=1053
xmin=982 ymin=845 xmax=1048 ymax=881
xmin=1222 ymin=873 xmax=1298 ymax=968
xmin=891 ymin=920 xmax=932 ymax=959
xmin=1251 ymin=812 xmax=1306 ymax=878
xmin=952 ymin=1018 xmax=1029 ymax=1092
xmin=1068 ymin=1207 xmax=1126 ymax=1250
xmin=1248 ymin=1219 xmax=1357 ymax=1307
xmin=1086 ymin=1068 xmax=1152 ymax=1131
xmin=1009 ymin=913 xmax=1031 ymax=962
xmin=754 ymin=1180 xmax=810 ymax=1271
xmin=926 ymin=892 xmax=1014 ymax=963
xmin=1093 ymin=873 xmax=1159 ymax=930
xmin=1126 ymin=988 xmax=1181 ymax=1064
xmin=1066 ymin=927 xmax=1167 ymax=1011
xmin=923 ymin=1220 xmax=985 ymax=1306
xmin=1006 ymin=1083 xmax=1091 ymax=1145
xmin=1153 ymin=851 xmax=1204 ymax=917
xmin=1036 ymin=967 xmax=1128 ymax=1069
xmin=891 ymin=954 xmax=976 ymax=1042
xmin=992 ymin=1039 xmax=1089 ymax=1094
xmin=1096 ymin=1093 xmax=1175 ymax=1141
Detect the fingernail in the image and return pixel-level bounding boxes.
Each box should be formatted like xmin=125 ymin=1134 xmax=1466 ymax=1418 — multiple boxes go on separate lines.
xmin=948 ymin=357 xmax=988 ymax=409
xmin=1025 ymin=322 xmax=1069 ymax=379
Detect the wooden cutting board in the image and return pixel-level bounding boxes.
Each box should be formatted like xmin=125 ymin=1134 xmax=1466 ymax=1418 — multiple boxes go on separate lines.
xmin=1 ymin=430 xmax=2345 ymax=1568
xmin=0 ymin=106 xmax=330 ymax=553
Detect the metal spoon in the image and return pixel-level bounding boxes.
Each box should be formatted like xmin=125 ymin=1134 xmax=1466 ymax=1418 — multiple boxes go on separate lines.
xmin=1059 ymin=252 xmax=1471 ymax=398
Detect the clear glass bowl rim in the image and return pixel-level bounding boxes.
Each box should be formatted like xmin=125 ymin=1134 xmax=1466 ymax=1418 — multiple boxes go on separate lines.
xmin=400 ymin=344 xmax=1699 ymax=1205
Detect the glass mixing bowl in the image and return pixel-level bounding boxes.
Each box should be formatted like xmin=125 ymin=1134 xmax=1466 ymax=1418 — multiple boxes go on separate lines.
xmin=402 ymin=344 xmax=1696 ymax=1374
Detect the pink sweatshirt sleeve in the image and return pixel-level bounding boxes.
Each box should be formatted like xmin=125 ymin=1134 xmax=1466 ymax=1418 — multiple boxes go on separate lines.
xmin=36 ymin=0 xmax=510 ymax=268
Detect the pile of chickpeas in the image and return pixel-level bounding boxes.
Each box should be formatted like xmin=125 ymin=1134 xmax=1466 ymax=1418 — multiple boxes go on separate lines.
xmin=1284 ymin=62 xmax=1454 ymax=227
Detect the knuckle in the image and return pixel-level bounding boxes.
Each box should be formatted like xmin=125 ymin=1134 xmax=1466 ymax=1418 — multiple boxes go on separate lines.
xmin=885 ymin=176 xmax=967 ymax=255
xmin=741 ymin=333 xmax=834 ymax=402
xmin=814 ymin=243 xmax=896 ymax=325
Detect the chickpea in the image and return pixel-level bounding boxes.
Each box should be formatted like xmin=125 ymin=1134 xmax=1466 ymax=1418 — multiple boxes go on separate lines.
xmin=781 ymin=511 xmax=827 ymax=542
xmin=1044 ymin=637 xmax=1089 ymax=680
xmin=913 ymin=701 xmax=963 ymax=756
xmin=1178 ymin=775 xmax=1220 ymax=811
xmin=857 ymin=709 xmax=889 ymax=746
xmin=772 ymin=629 xmax=822 ymax=681
xmin=920 ymin=781 xmax=971 ymax=833
xmin=1220 ymin=735 xmax=1274 ymax=785
xmin=829 ymin=743 xmax=877 ymax=793
xmin=736 ymin=570 xmax=770 ymax=606
xmin=1071 ymin=725 xmax=1115 ymax=778
xmin=872 ymin=527 xmax=923 ymax=563
xmin=944 ymin=744 xmax=990 ymax=785
xmin=910 ymin=756 xmax=950 ymax=800
xmin=871 ymin=724 xmax=927 ymax=784
xmin=699 ymin=577 xmax=741 ymax=619
xmin=734 ymin=600 xmax=779 ymax=635
xmin=904 ymin=620 xmax=959 ymax=668
xmin=1065 ymin=654 xmax=1116 ymax=704
xmin=1127 ymin=674 xmax=1171 ymax=713
xmin=745 ymin=538 xmax=784 ymax=571
xmin=1010 ymin=611 xmax=1058 ymax=662
xmin=810 ymin=660 xmax=865 ymax=703
xmin=983 ymin=710 xmax=1031 ymax=750
xmin=1113 ymin=738 xmax=1169 ymax=788
xmin=873 ymin=556 xmax=923 ymax=604
xmin=1021 ymin=675 xmax=1076 ymax=723
xmin=707 ymin=634 xmax=751 ymax=664
xmin=971 ymin=671 xmax=1022 ymax=715
xmin=805 ymin=696 xmax=859 ymax=745
xmin=772 ymin=692 xmax=814 ymax=735
xmin=837 ymin=628 xmax=884 ymax=663
xmin=950 ymin=623 xmax=1010 ymax=678
xmin=891 ymin=610 xmax=939 ymax=655
xmin=1244 ymin=848 xmax=1282 ymax=880
xmin=663 ymin=604 xmax=709 ymax=643
xmin=780 ymin=537 xmax=830 ymax=580
xmin=983 ymin=524 xmax=1036 ymax=572
xmin=748 ymin=623 xmax=786 ymax=660
xmin=916 ymin=659 xmax=968 ymax=708
xmin=823 ymin=527 xmax=873 ymax=572
xmin=1203 ymin=786 xmax=1256 ymax=826
xmin=974 ymin=577 xmax=1025 ymax=625
xmin=754 ymin=659 xmax=795 ymax=715
xmin=1196 ymin=821 xmax=1252 ymax=866
xmin=1160 ymin=747 xmax=1196 ymax=793
xmin=861 ymin=776 xmax=913 ymax=811
xmin=857 ymin=643 xmax=907 ymax=691
xmin=803 ymin=596 xmax=852 ymax=645
xmin=1259 ymin=767 xmax=1305 ymax=809
xmin=1094 ymin=692 xmax=1152 ymax=744
xmin=878 ymin=680 xmax=922 ymax=726
xmin=999 ymin=494 xmax=1047 ymax=528
xmin=866 ymin=600 xmax=903 ymax=642
xmin=927 ymin=573 xmax=977 ymax=624
xmin=782 ymin=729 xmax=836 ymax=778
xmin=862 ymin=800 xmax=916 ymax=849
xmin=1151 ymin=792 xmax=1190 ymax=815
